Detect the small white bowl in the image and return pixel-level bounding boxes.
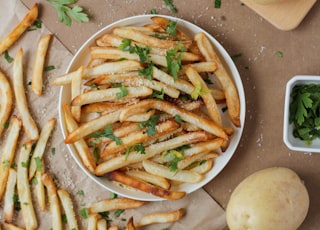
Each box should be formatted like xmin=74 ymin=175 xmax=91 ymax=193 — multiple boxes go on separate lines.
xmin=283 ymin=75 xmax=320 ymax=153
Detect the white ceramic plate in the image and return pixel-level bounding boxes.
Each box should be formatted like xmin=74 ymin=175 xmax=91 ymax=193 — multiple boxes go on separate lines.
xmin=283 ymin=75 xmax=320 ymax=153
xmin=59 ymin=15 xmax=246 ymax=201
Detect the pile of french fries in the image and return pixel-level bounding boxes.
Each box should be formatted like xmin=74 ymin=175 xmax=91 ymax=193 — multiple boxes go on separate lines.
xmin=0 ymin=5 xmax=201 ymax=229
xmin=53 ymin=16 xmax=241 ymax=200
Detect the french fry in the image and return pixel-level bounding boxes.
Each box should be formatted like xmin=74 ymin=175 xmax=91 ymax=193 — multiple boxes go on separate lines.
xmin=177 ymin=152 xmax=219 ymax=170
xmin=101 ymin=120 xmax=180 ymax=159
xmin=82 ymin=102 xmax=124 ymax=114
xmin=71 ymin=66 xmax=84 ymax=122
xmin=0 ymin=3 xmax=38 ymax=55
xmin=63 ymin=104 xmax=96 ymax=173
xmin=29 ymin=118 xmax=56 ymax=180
xmin=123 ymin=110 xmax=155 ymax=122
xmin=0 ymin=70 xmax=13 ymax=138
xmin=89 ymin=197 xmax=145 ymax=213
xmin=107 ymin=226 xmax=119 ymax=230
xmin=31 ymin=34 xmax=52 ymax=96
xmin=135 ymin=208 xmax=184 ymax=227
xmin=13 ymin=48 xmax=39 ymax=141
xmin=71 ymin=86 xmax=153 ymax=106
xmin=185 ymin=65 xmax=222 ymax=126
xmin=52 ymin=60 xmax=142 ymax=85
xmin=189 ymin=159 xmax=214 ymax=174
xmin=3 ymin=168 xmax=17 ymax=223
xmin=95 ymin=131 xmax=210 ymax=175
xmin=195 ymin=32 xmax=241 ymax=127
xmin=125 ymin=170 xmax=170 ymax=189
xmin=87 ymin=214 xmax=99 ymax=230
xmin=97 ymin=218 xmax=107 ymax=230
xmin=119 ymin=99 xmax=227 ymax=139
xmin=143 ymin=159 xmax=203 ymax=183
xmin=126 ymin=217 xmax=136 ymax=230
xmin=17 ymin=142 xmax=38 ymax=230
xmin=0 ymin=116 xmax=21 ymax=200
xmin=106 ymin=171 xmax=185 ymax=200
xmin=4 ymin=223 xmax=24 ymax=230
xmin=35 ymin=170 xmax=46 ymax=211
xmin=42 ymin=173 xmax=62 ymax=230
xmin=57 ymin=189 xmax=79 ymax=230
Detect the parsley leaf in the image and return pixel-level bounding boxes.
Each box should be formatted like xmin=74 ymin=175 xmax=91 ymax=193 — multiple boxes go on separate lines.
xmin=165 ymin=20 xmax=177 ymax=37
xmin=44 ymin=65 xmax=56 ymax=71
xmin=164 ymin=0 xmax=177 ymax=13
xmin=4 ymin=50 xmax=14 ymax=63
xmin=77 ymin=190 xmax=84 ymax=196
xmin=80 ymin=207 xmax=89 ymax=219
xmin=163 ymin=150 xmax=184 ymax=172
xmin=91 ymin=125 xmax=122 ymax=145
xmin=34 ymin=157 xmax=43 ymax=171
xmin=276 ymin=51 xmax=283 ymax=58
xmin=27 ymin=19 xmax=42 ymax=31
xmin=113 ymin=84 xmax=128 ymax=99
xmin=114 ymin=209 xmax=125 ymax=217
xmin=138 ymin=63 xmax=153 ymax=80
xmin=166 ymin=49 xmax=182 ymax=82
xmin=138 ymin=114 xmax=160 ymax=136
xmin=191 ymin=83 xmax=210 ymax=100
xmin=119 ymin=38 xmax=132 ymax=51
xmin=47 ymin=0 xmax=89 ymax=26
xmin=214 ymin=0 xmax=222 ymax=8
xmin=150 ymin=88 xmax=165 ymax=100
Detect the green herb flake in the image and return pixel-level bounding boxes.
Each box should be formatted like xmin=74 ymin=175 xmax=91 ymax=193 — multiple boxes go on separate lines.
xmin=113 ymin=84 xmax=128 ymax=99
xmin=3 ymin=160 xmax=10 ymax=168
xmin=47 ymin=0 xmax=89 ymax=26
xmin=231 ymin=53 xmax=242 ymax=62
xmin=165 ymin=20 xmax=177 ymax=37
xmin=276 ymin=51 xmax=283 ymax=58
xmin=150 ymin=9 xmax=157 ymax=14
xmin=138 ymin=114 xmax=160 ymax=136
xmin=91 ymin=125 xmax=122 ymax=145
xmin=62 ymin=214 xmax=68 ymax=223
xmin=150 ymin=88 xmax=164 ymax=100
xmin=114 ymin=209 xmax=125 ymax=218
xmin=13 ymin=194 xmax=21 ymax=211
xmin=21 ymin=161 xmax=29 ymax=168
xmin=34 ymin=157 xmax=43 ymax=172
xmin=4 ymin=50 xmax=14 ymax=63
xmin=214 ymin=0 xmax=222 ymax=8
xmin=110 ymin=192 xmax=118 ymax=199
xmin=191 ymin=83 xmax=210 ymax=100
xmin=138 ymin=63 xmax=153 ymax=80
xmin=32 ymin=176 xmax=38 ymax=185
xmin=77 ymin=190 xmax=84 ymax=196
xmin=164 ymin=0 xmax=177 ymax=13
xmin=44 ymin=65 xmax=56 ymax=71
xmin=3 ymin=120 xmax=9 ymax=129
xmin=174 ymin=114 xmax=182 ymax=124
xmin=119 ymin=38 xmax=132 ymax=51
xmin=166 ymin=49 xmax=182 ymax=82
xmin=28 ymin=19 xmax=42 ymax=31
xmin=80 ymin=207 xmax=89 ymax=219
xmin=51 ymin=147 xmax=56 ymax=155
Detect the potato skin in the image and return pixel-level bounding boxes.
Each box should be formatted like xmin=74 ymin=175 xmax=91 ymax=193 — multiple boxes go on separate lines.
xmin=226 ymin=167 xmax=309 ymax=230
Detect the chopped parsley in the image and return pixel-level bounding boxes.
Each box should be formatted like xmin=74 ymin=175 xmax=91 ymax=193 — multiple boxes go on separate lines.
xmin=165 ymin=20 xmax=178 ymax=37
xmin=191 ymin=83 xmax=210 ymax=100
xmin=80 ymin=207 xmax=89 ymax=219
xmin=47 ymin=0 xmax=89 ymax=26
xmin=34 ymin=157 xmax=43 ymax=171
xmin=112 ymin=84 xmax=128 ymax=99
xmin=150 ymin=8 xmax=157 ymax=14
xmin=276 ymin=51 xmax=283 ymax=58
xmin=4 ymin=50 xmax=14 ymax=63
xmin=174 ymin=114 xmax=182 ymax=124
xmin=214 ymin=0 xmax=221 ymax=8
xmin=51 ymin=147 xmax=56 ymax=155
xmin=114 ymin=209 xmax=125 ymax=217
xmin=93 ymin=147 xmax=100 ymax=163
xmin=289 ymin=84 xmax=320 ymax=144
xmin=13 ymin=194 xmax=21 ymax=211
xmin=163 ymin=150 xmax=184 ymax=172
xmin=3 ymin=120 xmax=9 ymax=129
xmin=164 ymin=0 xmax=177 ymax=13
xmin=76 ymin=190 xmax=84 ymax=196
xmin=21 ymin=160 xmax=29 ymax=168
xmin=231 ymin=53 xmax=242 ymax=62
xmin=150 ymin=88 xmax=165 ymax=100
xmin=119 ymin=38 xmax=132 ymax=51
xmin=110 ymin=192 xmax=118 ymax=199
xmin=125 ymin=143 xmax=146 ymax=160
xmin=91 ymin=125 xmax=122 ymax=145
xmin=166 ymin=49 xmax=182 ymax=82
xmin=32 ymin=176 xmax=38 ymax=185
xmin=28 ymin=19 xmax=42 ymax=31
xmin=3 ymin=160 xmax=10 ymax=168
xmin=138 ymin=114 xmax=160 ymax=136
xmin=44 ymin=65 xmax=56 ymax=71
xmin=138 ymin=63 xmax=154 ymax=80
xmin=62 ymin=214 xmax=68 ymax=223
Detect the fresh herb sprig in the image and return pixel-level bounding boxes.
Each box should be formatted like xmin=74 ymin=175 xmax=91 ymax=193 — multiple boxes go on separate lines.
xmin=47 ymin=0 xmax=89 ymax=26
xmin=91 ymin=125 xmax=122 ymax=145
xmin=164 ymin=0 xmax=177 ymax=13
xmin=289 ymin=84 xmax=320 ymax=144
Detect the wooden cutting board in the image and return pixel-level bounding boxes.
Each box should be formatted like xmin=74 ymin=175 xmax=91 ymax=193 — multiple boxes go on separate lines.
xmin=240 ymin=0 xmax=316 ymax=31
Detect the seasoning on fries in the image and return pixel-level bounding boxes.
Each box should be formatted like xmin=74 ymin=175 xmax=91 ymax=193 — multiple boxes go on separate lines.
xmin=53 ymin=16 xmax=242 ymax=200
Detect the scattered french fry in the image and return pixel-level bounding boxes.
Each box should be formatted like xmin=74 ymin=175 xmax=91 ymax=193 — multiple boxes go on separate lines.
xmin=3 ymin=168 xmax=17 ymax=223
xmin=87 ymin=214 xmax=99 ymax=230
xmin=135 ymin=208 xmax=184 ymax=227
xmin=0 ymin=70 xmax=13 ymax=138
xmin=35 ymin=170 xmax=46 ymax=211
xmin=31 ymin=34 xmax=52 ymax=96
xmin=0 ymin=116 xmax=21 ymax=200
xmin=126 ymin=217 xmax=136 ymax=230
xmin=17 ymin=142 xmax=38 ymax=230
xmin=71 ymin=66 xmax=84 ymax=122
xmin=0 ymin=3 xmax=38 ymax=55
xmin=97 ymin=218 xmax=107 ymax=230
xmin=57 ymin=189 xmax=79 ymax=230
xmin=13 ymin=48 xmax=39 ymax=141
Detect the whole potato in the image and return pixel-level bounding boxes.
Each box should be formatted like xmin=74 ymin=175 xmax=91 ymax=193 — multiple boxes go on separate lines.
xmin=226 ymin=167 xmax=309 ymax=230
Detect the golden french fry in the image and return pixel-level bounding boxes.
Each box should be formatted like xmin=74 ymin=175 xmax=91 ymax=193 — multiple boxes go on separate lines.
xmin=0 ymin=70 xmax=13 ymax=138
xmin=107 ymin=226 xmax=119 ymax=230
xmin=185 ymin=66 xmax=222 ymax=126
xmin=135 ymin=208 xmax=184 ymax=227
xmin=87 ymin=214 xmax=99 ymax=230
xmin=126 ymin=217 xmax=136 ymax=230
xmin=17 ymin=142 xmax=38 ymax=230
xmin=63 ymin=104 xmax=96 ymax=173
xmin=0 ymin=116 xmax=21 ymax=200
xmin=3 ymin=168 xmax=17 ymax=223
xmin=101 ymin=120 xmax=180 ymax=159
xmin=0 ymin=3 xmax=38 ymax=55
xmin=195 ymin=32 xmax=241 ymax=127
xmin=52 ymin=60 xmax=142 ymax=85
xmin=71 ymin=66 xmax=84 ymax=122
xmin=178 ymin=152 xmax=219 ymax=170
xmin=125 ymin=170 xmax=170 ymax=189
xmin=82 ymin=102 xmax=124 ymax=114
xmin=189 ymin=159 xmax=214 ymax=174
xmin=97 ymin=218 xmax=107 ymax=230
xmin=123 ymin=110 xmax=155 ymax=122
xmin=13 ymin=48 xmax=39 ymax=140
xmin=119 ymin=99 xmax=227 ymax=139
xmin=29 ymin=118 xmax=56 ymax=180
xmin=106 ymin=171 xmax=185 ymax=200
xmin=35 ymin=170 xmax=46 ymax=211
xmin=95 ymin=131 xmax=210 ymax=175
xmin=42 ymin=173 xmax=62 ymax=230
xmin=31 ymin=34 xmax=52 ymax=96
xmin=143 ymin=159 xmax=203 ymax=183
xmin=57 ymin=189 xmax=79 ymax=230
xmin=71 ymin=86 xmax=152 ymax=106
xmin=4 ymin=223 xmax=24 ymax=230
xmin=180 ymin=61 xmax=217 ymax=75
xmin=89 ymin=197 xmax=146 ymax=214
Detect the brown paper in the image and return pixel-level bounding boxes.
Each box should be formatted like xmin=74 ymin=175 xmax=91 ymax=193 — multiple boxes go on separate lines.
xmin=0 ymin=0 xmax=226 ymax=229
